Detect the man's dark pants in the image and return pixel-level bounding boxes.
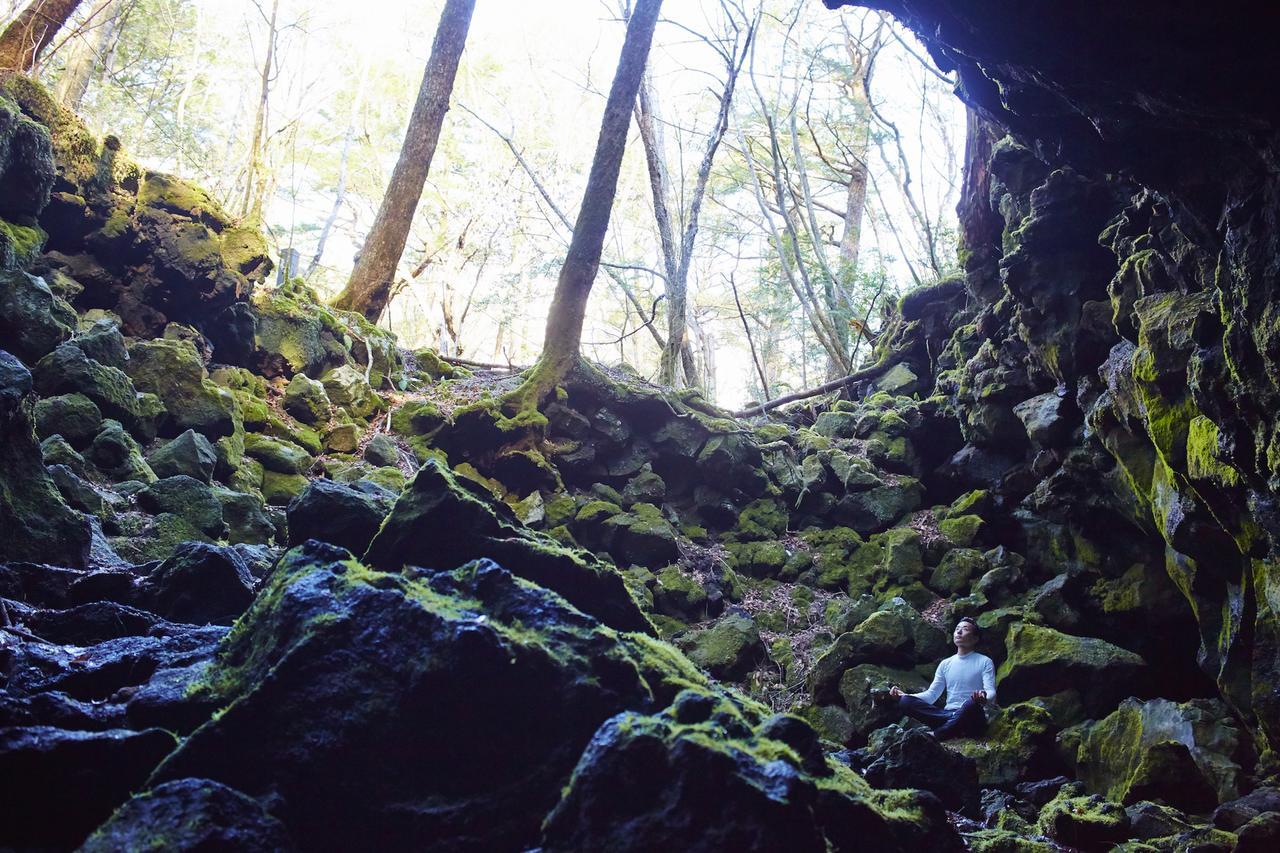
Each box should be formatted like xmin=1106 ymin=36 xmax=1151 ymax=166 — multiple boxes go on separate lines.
xmin=896 ymin=695 xmax=986 ymax=739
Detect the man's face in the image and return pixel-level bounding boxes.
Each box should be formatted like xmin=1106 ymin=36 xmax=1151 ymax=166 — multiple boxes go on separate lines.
xmin=953 ymin=620 xmax=978 ymax=649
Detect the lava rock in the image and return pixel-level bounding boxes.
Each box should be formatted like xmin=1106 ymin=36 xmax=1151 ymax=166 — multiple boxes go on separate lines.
xmin=283 ymin=372 xmax=330 ymax=424
xmin=33 ymin=391 xmax=102 ymax=446
xmin=366 ymin=459 xmax=650 ymax=632
xmin=148 ymin=543 xmax=692 ymax=850
xmin=146 ymin=428 xmax=218 ymax=482
xmin=996 ymin=623 xmax=1147 ymax=716
xmin=0 ymin=726 xmax=176 ymax=850
xmin=861 ymin=727 xmax=980 ymax=815
xmin=143 ymin=541 xmax=256 ymax=625
xmin=81 ymin=777 xmax=295 ymax=852
xmin=138 ymin=476 xmax=225 ymax=537
xmin=0 ymin=269 xmax=75 ymax=364
xmin=287 ymin=478 xmax=390 ymax=555
xmin=675 ymin=613 xmax=765 ymax=681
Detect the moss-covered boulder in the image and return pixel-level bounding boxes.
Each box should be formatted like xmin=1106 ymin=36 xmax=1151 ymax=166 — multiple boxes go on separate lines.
xmin=1076 ymin=697 xmax=1242 ymax=812
xmin=0 ymin=349 xmax=90 ymax=566
xmin=33 ymin=341 xmax=141 ymax=428
xmin=605 ymin=502 xmax=680 ymax=569
xmin=138 ymin=476 xmax=225 ymax=538
xmin=0 ymin=269 xmax=74 ymax=364
xmin=283 ymin=372 xmax=330 ymax=424
xmin=146 ymin=428 xmax=217 ymax=483
xmin=125 ymin=338 xmax=237 ymax=439
xmin=809 ymin=603 xmax=948 ymax=699
xmin=997 ymin=623 xmax=1148 ymax=715
xmin=287 ymin=478 xmax=391 ymax=556
xmin=833 ymin=663 xmax=930 ymax=743
xmin=321 ymin=364 xmax=379 ymax=419
xmin=861 ymin=726 xmax=980 ymax=815
xmin=365 ymin=459 xmax=650 ymax=633
xmin=81 ymin=777 xmax=293 ymax=853
xmin=675 ymin=613 xmax=765 ymax=680
xmin=243 ymin=432 xmax=313 ymax=475
xmin=947 ymin=700 xmax=1060 ymax=788
xmin=87 ymin=419 xmax=155 ymax=483
xmin=150 ymin=543 xmax=698 ymax=850
xmin=32 ymin=391 xmax=101 ymax=447
xmin=541 ymin=703 xmax=962 ymax=852
xmin=1037 ymin=789 xmax=1132 ymax=851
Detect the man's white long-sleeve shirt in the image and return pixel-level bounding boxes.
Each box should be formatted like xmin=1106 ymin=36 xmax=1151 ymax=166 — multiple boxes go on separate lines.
xmin=911 ymin=651 xmax=997 ymax=710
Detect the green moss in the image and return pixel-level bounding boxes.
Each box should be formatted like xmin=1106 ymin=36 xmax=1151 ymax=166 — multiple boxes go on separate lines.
xmin=735 ymin=498 xmax=788 ymax=541
xmin=0 ymin=217 xmax=47 ymax=267
xmin=939 ymin=514 xmax=985 ymax=547
xmin=1186 ymin=415 xmax=1241 ymax=486
xmin=137 ymin=170 xmax=230 ymax=227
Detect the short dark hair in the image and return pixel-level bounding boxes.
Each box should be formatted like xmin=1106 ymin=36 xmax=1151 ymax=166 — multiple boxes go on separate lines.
xmin=956 ymin=616 xmax=981 ymax=639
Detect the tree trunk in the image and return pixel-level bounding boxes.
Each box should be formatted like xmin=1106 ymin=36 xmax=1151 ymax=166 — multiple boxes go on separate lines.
xmin=53 ymin=0 xmax=116 ymax=109
xmin=238 ymin=0 xmax=279 ymax=224
xmin=331 ymin=0 xmax=475 ymax=323
xmin=513 ymin=0 xmax=663 ymax=402
xmin=0 ymin=0 xmax=84 ymax=72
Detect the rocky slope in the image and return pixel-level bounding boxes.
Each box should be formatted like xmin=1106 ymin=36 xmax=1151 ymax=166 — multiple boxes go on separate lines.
xmin=3 ymin=0 xmax=1280 ymax=844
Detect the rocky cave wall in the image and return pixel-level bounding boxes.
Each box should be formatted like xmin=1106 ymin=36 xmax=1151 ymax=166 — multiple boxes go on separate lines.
xmin=829 ymin=0 xmax=1280 ymax=752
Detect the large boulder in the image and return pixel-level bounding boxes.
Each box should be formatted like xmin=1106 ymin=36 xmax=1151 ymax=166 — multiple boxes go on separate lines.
xmin=675 ymin=613 xmax=765 ymax=680
xmin=1076 ymin=697 xmax=1243 ymax=812
xmin=947 ymin=700 xmax=1061 ymax=788
xmin=137 ymin=476 xmax=224 ymax=537
xmin=0 ymin=349 xmax=91 ymax=566
xmin=365 ymin=460 xmax=650 ymax=632
xmin=81 ymin=777 xmax=294 ymax=852
xmin=142 ymin=541 xmax=257 ymax=625
xmin=125 ymin=338 xmax=238 ymax=439
xmin=33 ymin=391 xmax=102 ymax=447
xmin=146 ymin=428 xmax=217 ymax=482
xmin=861 ymin=726 xmax=980 ymax=815
xmin=541 ymin=705 xmax=962 ymax=852
xmin=997 ymin=623 xmax=1148 ymax=716
xmin=0 ymin=726 xmax=176 ymax=850
xmin=0 ymin=269 xmax=74 ymax=364
xmin=33 ymin=342 xmax=141 ymax=428
xmin=150 ymin=543 xmax=700 ymax=850
xmin=1036 ymin=788 xmax=1132 ymax=851
xmin=287 ymin=478 xmax=391 ymax=555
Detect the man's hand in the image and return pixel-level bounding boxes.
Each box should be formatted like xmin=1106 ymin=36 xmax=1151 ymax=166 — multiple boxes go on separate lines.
xmin=970 ymin=690 xmax=987 ymax=704
xmin=889 ymin=686 xmax=903 ymax=699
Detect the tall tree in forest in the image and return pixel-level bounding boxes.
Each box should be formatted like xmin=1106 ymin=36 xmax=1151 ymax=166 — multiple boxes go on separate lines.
xmin=508 ymin=0 xmax=663 ymax=406
xmin=238 ymin=0 xmax=279 ymax=224
xmin=331 ymin=0 xmax=475 ymax=322
xmin=53 ymin=0 xmax=121 ymax=109
xmin=632 ymin=0 xmax=755 ymax=389
xmin=0 ymin=0 xmax=84 ymax=71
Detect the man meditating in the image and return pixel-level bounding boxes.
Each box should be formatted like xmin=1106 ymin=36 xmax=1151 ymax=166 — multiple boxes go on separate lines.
xmin=888 ymin=616 xmax=995 ymax=740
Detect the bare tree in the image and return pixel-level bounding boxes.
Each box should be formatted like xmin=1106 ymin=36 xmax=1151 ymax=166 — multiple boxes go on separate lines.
xmin=508 ymin=0 xmax=664 ymax=406
xmin=0 ymin=0 xmax=84 ymax=72
xmin=332 ymin=0 xmax=475 ymax=322
xmin=632 ymin=0 xmax=756 ymax=389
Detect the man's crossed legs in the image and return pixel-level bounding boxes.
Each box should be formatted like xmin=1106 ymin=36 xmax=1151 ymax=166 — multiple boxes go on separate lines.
xmin=896 ymin=695 xmax=986 ymax=740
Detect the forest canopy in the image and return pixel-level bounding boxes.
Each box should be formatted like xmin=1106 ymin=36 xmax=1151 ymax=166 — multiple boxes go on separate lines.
xmin=19 ymin=0 xmax=963 ymax=408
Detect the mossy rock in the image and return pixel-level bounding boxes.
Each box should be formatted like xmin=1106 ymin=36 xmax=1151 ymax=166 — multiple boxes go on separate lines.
xmin=33 ymin=392 xmax=102 ymax=447
xmin=244 ymin=432 xmax=313 ymax=475
xmin=125 ymin=338 xmax=238 ymax=439
xmin=724 ymin=540 xmax=788 ymax=579
xmin=966 ymin=829 xmax=1054 ymax=853
xmin=606 ymin=503 xmax=679 ymax=569
xmin=283 ymin=373 xmax=330 ymax=424
xmin=261 ymin=470 xmax=310 ymax=506
xmin=939 ymin=514 xmax=985 ymax=547
xmin=675 ymin=613 xmax=765 ymax=681
xmin=1037 ymin=791 xmax=1132 ymax=851
xmin=87 ymin=419 xmax=156 ymax=483
xmin=929 ymin=548 xmax=989 ymax=595
xmin=735 ymin=498 xmax=789 ymax=541
xmin=33 ymin=342 xmax=141 ymax=429
xmin=997 ymin=622 xmax=1147 ymax=716
xmin=138 ymin=475 xmax=225 ymax=537
xmin=364 ymin=459 xmax=650 ymax=633
xmin=0 ymin=269 xmax=73 ymax=364
xmin=146 ymin=428 xmax=218 ymax=483
xmin=947 ymin=701 xmax=1059 ymax=788
xmin=653 ymin=565 xmax=709 ymax=620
